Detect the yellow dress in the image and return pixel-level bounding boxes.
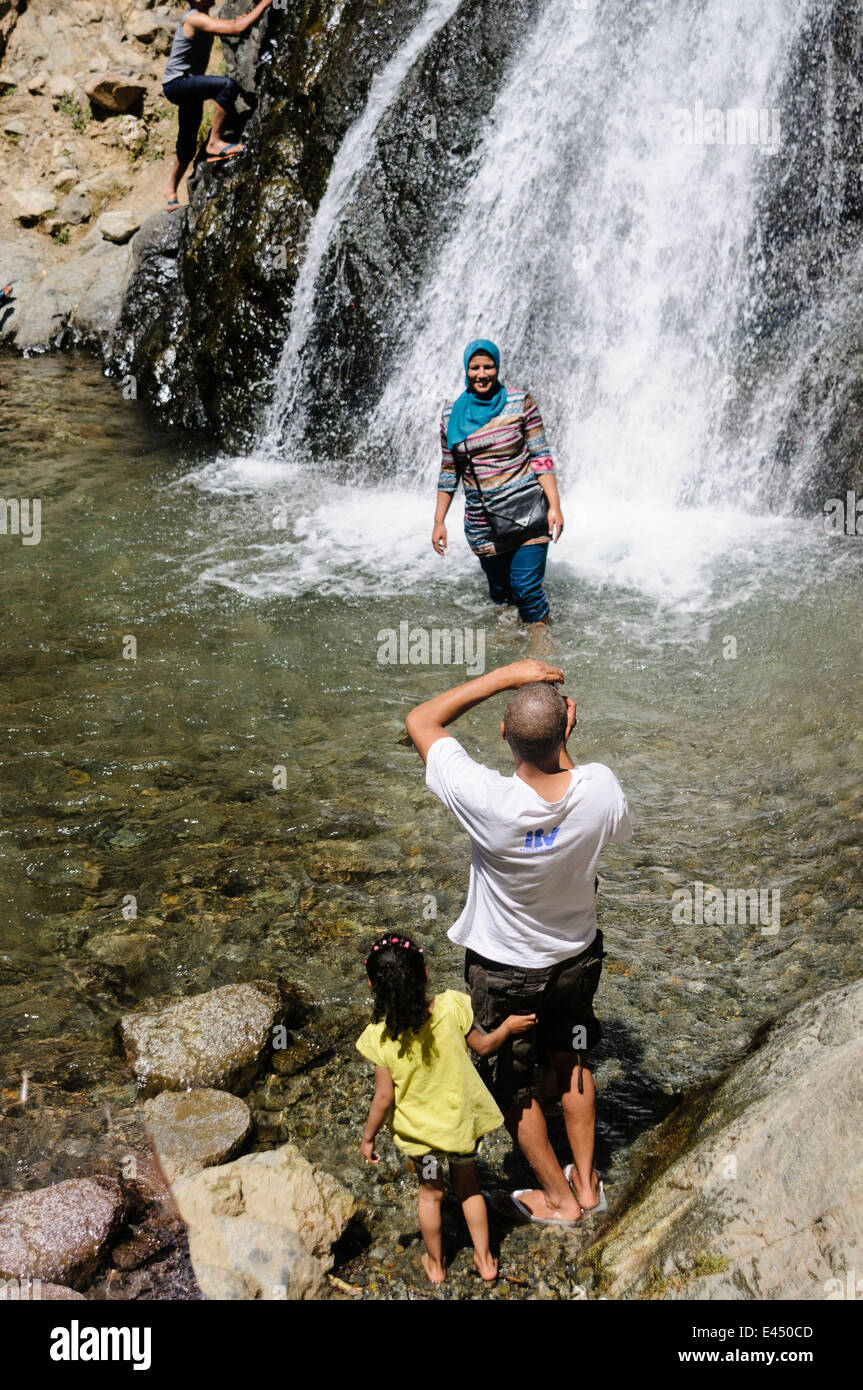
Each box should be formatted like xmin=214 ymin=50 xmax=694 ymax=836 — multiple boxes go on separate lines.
xmin=356 ymin=989 xmax=503 ymax=1157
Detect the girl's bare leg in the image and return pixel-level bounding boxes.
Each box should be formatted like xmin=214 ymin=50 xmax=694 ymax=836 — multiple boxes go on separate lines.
xmin=417 ymin=1163 xmax=446 ymax=1283
xmin=450 ymin=1160 xmax=497 ymax=1281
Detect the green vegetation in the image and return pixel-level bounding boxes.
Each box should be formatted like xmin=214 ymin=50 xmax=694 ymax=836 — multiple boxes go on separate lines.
xmin=640 ymin=1252 xmax=730 ymax=1299
xmin=50 ymin=226 xmax=71 ymax=245
xmin=57 ymin=92 xmax=89 ymax=133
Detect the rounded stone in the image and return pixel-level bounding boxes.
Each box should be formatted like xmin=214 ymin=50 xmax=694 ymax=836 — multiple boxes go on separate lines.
xmin=142 ymin=1089 xmax=253 ymax=1182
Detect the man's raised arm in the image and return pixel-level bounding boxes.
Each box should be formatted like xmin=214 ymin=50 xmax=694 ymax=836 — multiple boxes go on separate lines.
xmin=404 ymin=660 xmax=564 ymax=764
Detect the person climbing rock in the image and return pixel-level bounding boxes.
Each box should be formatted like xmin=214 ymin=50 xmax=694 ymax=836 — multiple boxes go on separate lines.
xmin=405 ymin=660 xmax=633 ymax=1226
xmin=161 ymin=0 xmax=273 ymax=210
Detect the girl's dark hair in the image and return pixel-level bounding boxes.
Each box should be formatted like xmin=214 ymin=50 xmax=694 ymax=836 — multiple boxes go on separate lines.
xmin=364 ymin=934 xmax=428 ymax=1041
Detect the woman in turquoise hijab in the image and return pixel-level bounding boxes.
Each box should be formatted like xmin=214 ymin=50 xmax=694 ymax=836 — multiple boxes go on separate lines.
xmin=433 ymin=340 xmax=563 ymax=625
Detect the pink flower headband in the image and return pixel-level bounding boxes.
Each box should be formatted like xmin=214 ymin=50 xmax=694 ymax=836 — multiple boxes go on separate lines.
xmin=364 ymin=934 xmax=424 ymax=967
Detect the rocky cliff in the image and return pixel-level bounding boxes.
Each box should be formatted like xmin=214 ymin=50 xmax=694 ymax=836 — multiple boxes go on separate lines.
xmin=108 ymin=0 xmax=538 ymax=444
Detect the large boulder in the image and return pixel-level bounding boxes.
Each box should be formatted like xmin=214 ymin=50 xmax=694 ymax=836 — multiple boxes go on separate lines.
xmin=142 ymin=1089 xmax=252 ymax=1182
xmin=118 ymin=981 xmax=282 ymax=1094
xmin=589 ymin=979 xmax=863 ymax=1299
xmin=85 ymin=73 xmax=147 ymax=114
xmin=172 ymin=1143 xmax=355 ymax=1272
xmin=0 ymin=1177 xmax=127 ymax=1289
xmin=187 ymin=1217 xmax=326 ymax=1301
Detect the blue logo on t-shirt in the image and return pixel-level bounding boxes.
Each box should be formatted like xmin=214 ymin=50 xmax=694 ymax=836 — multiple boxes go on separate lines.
xmin=522 ymin=827 xmax=560 ymax=853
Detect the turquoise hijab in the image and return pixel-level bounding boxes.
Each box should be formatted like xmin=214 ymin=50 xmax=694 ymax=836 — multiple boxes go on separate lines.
xmin=446 ymin=338 xmax=508 ymax=448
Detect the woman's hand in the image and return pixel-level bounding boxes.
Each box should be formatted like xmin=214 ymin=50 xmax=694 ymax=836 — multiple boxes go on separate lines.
xmin=432 ymin=522 xmax=448 ymax=556
xmin=547 ymin=505 xmax=564 ymax=542
xmin=360 ymin=1135 xmax=379 ymax=1164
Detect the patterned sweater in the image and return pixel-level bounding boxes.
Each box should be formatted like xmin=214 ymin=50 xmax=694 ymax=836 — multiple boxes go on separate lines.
xmin=438 ymin=387 xmax=555 ymax=557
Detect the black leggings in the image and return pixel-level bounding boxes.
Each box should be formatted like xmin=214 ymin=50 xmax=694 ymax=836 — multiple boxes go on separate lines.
xmin=163 ymin=74 xmax=239 ymax=162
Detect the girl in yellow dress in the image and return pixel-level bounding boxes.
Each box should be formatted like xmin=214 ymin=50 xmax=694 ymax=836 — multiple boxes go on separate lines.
xmin=357 ymin=932 xmax=536 ymax=1285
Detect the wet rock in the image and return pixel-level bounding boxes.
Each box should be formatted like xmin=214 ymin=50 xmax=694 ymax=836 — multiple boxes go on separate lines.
xmin=118 ymin=981 xmax=282 ymax=1094
xmin=85 ymin=931 xmax=159 ymax=978
xmin=590 ymin=979 xmax=863 ymax=1300
xmin=186 ymin=1216 xmax=326 ymax=1300
xmin=142 ymin=1089 xmax=252 ymax=1182
xmin=85 ymin=73 xmax=147 ymax=114
xmin=0 ymin=1176 xmax=127 ymax=1289
xmin=171 ymin=1142 xmax=355 ymax=1269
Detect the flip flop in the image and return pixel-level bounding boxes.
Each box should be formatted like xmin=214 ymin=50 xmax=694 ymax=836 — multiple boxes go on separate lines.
xmin=165 ymin=199 xmax=181 ymax=211
xmin=206 ymin=142 xmax=245 ymax=162
xmin=564 ymin=1165 xmax=608 ymax=1214
xmin=483 ymin=1187 xmax=581 ymax=1226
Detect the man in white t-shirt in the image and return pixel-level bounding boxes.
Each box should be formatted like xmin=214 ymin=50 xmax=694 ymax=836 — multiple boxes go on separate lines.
xmin=405 ymin=659 xmax=632 ymax=1224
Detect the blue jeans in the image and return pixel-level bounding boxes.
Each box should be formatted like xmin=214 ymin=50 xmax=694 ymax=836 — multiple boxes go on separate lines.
xmin=163 ymin=74 xmax=239 ymax=162
xmin=479 ymin=542 xmax=550 ymax=623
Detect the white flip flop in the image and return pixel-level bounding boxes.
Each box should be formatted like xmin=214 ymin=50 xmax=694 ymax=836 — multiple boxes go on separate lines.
xmin=564 ymin=1165 xmax=608 ymax=1214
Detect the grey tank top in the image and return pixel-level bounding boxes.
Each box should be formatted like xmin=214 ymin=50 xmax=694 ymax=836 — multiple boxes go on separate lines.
xmin=163 ymin=10 xmax=215 ymax=84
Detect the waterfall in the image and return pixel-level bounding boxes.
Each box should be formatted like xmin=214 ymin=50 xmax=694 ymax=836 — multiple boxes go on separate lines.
xmin=364 ymin=0 xmax=810 ymax=507
xmin=202 ymin=0 xmax=843 ymax=604
xmin=261 ymin=0 xmax=464 ymax=453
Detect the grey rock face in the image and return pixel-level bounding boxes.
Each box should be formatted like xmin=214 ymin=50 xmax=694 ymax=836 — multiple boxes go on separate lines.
xmin=118 ymin=980 xmax=283 ymax=1094
xmin=590 ymin=979 xmax=863 ymax=1300
xmin=187 ymin=1216 xmax=326 ymax=1300
xmin=0 ymin=1176 xmax=127 ymax=1289
xmin=142 ymin=1089 xmax=252 ymax=1182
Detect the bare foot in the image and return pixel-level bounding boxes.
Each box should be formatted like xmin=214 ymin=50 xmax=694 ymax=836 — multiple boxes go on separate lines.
xmin=163 ymin=190 xmax=180 ymax=207
xmin=515 ymin=1187 xmax=581 ymax=1222
xmin=473 ymin=1250 xmax=498 ymax=1282
xmin=422 ymin=1252 xmax=446 ymax=1285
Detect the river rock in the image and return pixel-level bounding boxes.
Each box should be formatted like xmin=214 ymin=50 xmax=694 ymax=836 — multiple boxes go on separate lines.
xmin=590 ymin=979 xmax=863 ymax=1299
xmin=187 ymin=1216 xmax=326 ymax=1300
xmin=97 ymin=209 xmax=142 ymax=244
xmin=142 ymin=1089 xmax=252 ymax=1181
xmin=85 ymin=930 xmax=159 ymax=977
xmin=118 ymin=981 xmax=282 ymax=1093
xmin=172 ymin=1142 xmax=355 ymax=1269
xmin=85 ymin=73 xmax=147 ymax=114
xmin=0 ymin=1177 xmax=127 ymax=1289
xmin=10 ymin=187 xmax=56 ymax=223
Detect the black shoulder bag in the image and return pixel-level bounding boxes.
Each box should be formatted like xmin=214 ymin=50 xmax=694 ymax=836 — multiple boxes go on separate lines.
xmin=451 ymin=439 xmax=550 ymax=553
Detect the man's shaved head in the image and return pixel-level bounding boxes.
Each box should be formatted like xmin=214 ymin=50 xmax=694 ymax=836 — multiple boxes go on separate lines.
xmin=503 ymin=682 xmax=567 ymax=763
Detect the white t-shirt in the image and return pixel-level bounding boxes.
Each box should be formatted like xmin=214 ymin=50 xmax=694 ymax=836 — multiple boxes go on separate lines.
xmin=426 ymin=736 xmax=633 ymax=969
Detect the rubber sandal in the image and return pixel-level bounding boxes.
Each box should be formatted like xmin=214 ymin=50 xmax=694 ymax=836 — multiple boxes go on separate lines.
xmin=165 ymin=199 xmax=181 ymax=210
xmin=564 ymin=1165 xmax=608 ymax=1214
xmin=484 ymin=1188 xmax=581 ymax=1226
xmin=206 ymin=142 xmax=245 ymax=162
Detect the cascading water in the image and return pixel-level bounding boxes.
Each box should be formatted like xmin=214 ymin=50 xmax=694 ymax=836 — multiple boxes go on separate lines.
xmin=192 ymin=0 xmax=846 ymax=606
xmin=260 ymin=0 xmax=464 ymax=454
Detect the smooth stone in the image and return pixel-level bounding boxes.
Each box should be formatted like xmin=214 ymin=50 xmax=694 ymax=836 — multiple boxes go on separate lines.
xmin=171 ymin=1142 xmax=355 ymax=1269
xmin=118 ymin=980 xmax=282 ymax=1094
xmin=58 ymin=190 xmax=92 ymax=226
xmin=97 ymin=210 xmax=142 ymax=244
xmin=187 ymin=1217 xmax=326 ymax=1301
xmin=0 ymin=1177 xmax=126 ymax=1288
xmin=142 ymin=1089 xmax=252 ymax=1182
